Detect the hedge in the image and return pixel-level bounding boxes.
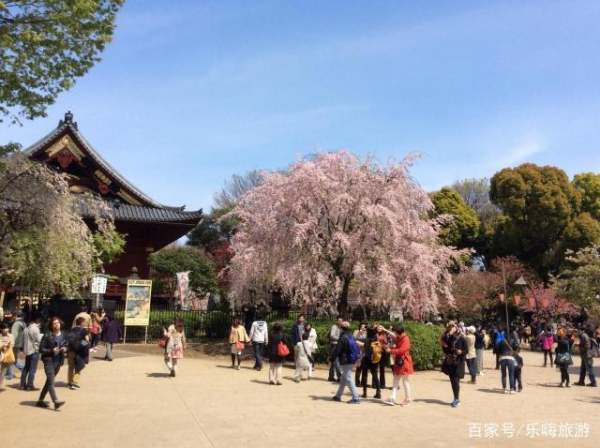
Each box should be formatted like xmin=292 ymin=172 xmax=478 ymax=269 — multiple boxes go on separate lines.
xmin=115 ymin=310 xmax=444 ymax=370
xmin=275 ymin=319 xmax=444 ymax=370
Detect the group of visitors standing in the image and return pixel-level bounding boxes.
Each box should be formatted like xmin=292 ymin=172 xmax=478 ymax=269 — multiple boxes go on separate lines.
xmin=0 ymin=307 xmax=122 ymax=410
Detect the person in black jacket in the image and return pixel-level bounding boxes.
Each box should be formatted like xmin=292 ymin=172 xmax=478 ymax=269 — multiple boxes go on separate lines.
xmin=36 ymin=317 xmax=67 ymax=410
xmin=67 ymin=316 xmax=89 ymax=390
xmin=267 ymin=323 xmax=287 ymax=385
xmin=555 ymin=328 xmax=573 ymax=387
xmin=361 ymin=326 xmax=381 ymax=399
xmin=440 ymin=321 xmax=467 ymax=408
xmin=102 ymin=314 xmax=122 ymax=362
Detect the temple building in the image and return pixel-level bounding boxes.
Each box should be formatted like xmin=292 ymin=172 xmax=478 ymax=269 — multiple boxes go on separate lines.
xmin=24 ymin=111 xmax=203 ymax=300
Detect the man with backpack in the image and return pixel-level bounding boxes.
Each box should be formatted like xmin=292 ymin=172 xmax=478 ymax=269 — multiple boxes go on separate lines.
xmin=332 ymin=321 xmax=361 ymax=404
xmin=67 ymin=316 xmax=90 ymax=390
xmin=574 ymin=327 xmax=597 ymax=387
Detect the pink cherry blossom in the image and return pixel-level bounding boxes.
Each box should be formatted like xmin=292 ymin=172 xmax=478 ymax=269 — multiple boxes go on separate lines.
xmin=226 ymin=151 xmax=465 ymax=318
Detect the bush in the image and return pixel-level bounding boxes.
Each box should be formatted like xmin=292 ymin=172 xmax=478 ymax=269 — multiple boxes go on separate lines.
xmin=272 ymin=318 xmax=444 ymax=370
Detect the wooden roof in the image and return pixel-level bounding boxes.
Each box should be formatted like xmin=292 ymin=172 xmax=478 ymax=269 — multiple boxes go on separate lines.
xmin=24 ymin=112 xmax=203 ymax=226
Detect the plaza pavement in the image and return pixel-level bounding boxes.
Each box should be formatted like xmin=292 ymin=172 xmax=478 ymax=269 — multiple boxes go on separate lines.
xmin=1 ymin=347 xmax=599 ymax=448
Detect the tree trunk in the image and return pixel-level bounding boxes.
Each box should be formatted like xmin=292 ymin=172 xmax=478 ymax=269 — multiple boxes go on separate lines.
xmin=337 ymin=275 xmax=352 ymax=318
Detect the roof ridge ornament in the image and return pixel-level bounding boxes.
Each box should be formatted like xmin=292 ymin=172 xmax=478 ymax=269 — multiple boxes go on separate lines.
xmin=58 ymin=111 xmax=78 ymax=129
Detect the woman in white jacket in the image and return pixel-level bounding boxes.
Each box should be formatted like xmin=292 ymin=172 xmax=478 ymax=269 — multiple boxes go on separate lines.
xmin=294 ymin=333 xmax=314 ymax=382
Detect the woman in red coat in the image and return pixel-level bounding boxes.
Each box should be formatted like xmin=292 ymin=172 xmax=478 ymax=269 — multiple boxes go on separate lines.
xmin=384 ymin=325 xmax=414 ymax=406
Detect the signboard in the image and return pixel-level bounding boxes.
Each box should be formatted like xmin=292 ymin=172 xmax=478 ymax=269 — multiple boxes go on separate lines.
xmin=91 ymin=275 xmax=108 ymax=294
xmin=124 ymin=279 xmax=152 ymax=326
xmin=176 ymin=271 xmax=190 ymax=310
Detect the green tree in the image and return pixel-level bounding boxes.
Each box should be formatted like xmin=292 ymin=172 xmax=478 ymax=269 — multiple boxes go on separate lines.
xmin=430 ymin=187 xmax=480 ymax=249
xmin=553 ymin=245 xmax=600 ymax=318
xmin=573 ymin=172 xmax=600 ymax=220
xmin=0 ymin=152 xmax=117 ymax=296
xmin=560 ymin=212 xmax=600 ymax=253
xmin=0 ymin=0 xmax=124 ymax=123
xmin=490 ymin=163 xmax=581 ymax=275
xmin=148 ymin=246 xmax=218 ymax=297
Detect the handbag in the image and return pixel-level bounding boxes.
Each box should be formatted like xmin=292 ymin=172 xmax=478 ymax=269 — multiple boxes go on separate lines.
xmin=557 ymin=351 xmax=572 ymax=366
xmin=277 ymin=340 xmax=290 ymax=357
xmin=235 ymin=341 xmax=245 ymax=352
xmin=158 ymin=335 xmax=168 ymax=349
xmin=394 ymin=353 xmax=404 ymax=368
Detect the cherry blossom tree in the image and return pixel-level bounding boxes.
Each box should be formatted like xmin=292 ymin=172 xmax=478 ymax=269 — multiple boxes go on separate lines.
xmin=226 ymin=151 xmax=464 ymax=318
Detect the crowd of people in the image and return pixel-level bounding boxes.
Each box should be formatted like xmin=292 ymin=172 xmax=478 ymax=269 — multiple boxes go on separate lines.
xmin=3 ymin=307 xmax=600 ymax=410
xmin=0 ymin=306 xmax=122 ymax=410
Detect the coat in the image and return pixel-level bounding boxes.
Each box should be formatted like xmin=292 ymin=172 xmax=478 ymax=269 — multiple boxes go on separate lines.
xmin=102 ymin=319 xmax=122 ymax=344
xmin=268 ymin=332 xmax=288 ymax=363
xmin=390 ymin=333 xmax=414 ymax=376
xmin=441 ymin=333 xmax=466 ymax=378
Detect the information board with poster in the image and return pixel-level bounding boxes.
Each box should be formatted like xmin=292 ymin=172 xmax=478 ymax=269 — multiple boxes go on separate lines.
xmin=124 ymin=279 xmax=152 ymax=326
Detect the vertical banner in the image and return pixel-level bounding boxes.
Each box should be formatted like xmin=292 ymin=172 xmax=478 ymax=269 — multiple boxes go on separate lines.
xmin=176 ymin=271 xmax=190 ymax=310
xmin=513 ymin=294 xmax=521 ymax=306
xmin=124 ymin=279 xmax=152 ymax=326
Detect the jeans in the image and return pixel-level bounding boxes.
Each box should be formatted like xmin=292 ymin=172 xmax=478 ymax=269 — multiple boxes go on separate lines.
xmin=335 ymin=363 xmax=359 ymax=401
xmin=578 ymin=357 xmax=596 ymax=385
xmin=391 ymin=374 xmax=411 ymax=403
xmin=252 ymin=342 xmax=265 ymax=369
xmin=39 ymin=360 xmax=61 ymax=403
xmin=5 ymin=348 xmax=21 ymax=379
xmin=560 ymin=364 xmax=570 ymax=385
xmin=543 ymin=350 xmax=554 ymax=366
xmin=20 ymin=352 xmax=39 ymax=389
xmin=500 ymin=359 xmax=516 ymax=391
xmin=328 ymin=344 xmax=341 ymax=380
xmin=361 ymin=361 xmax=380 ymax=396
xmin=105 ymin=342 xmax=114 ymax=361
xmin=475 ymin=349 xmax=484 ymax=374
xmin=449 ymin=374 xmax=460 ymax=400
xmin=515 ymin=366 xmax=523 ymax=390
xmin=466 ymin=358 xmax=477 ymax=382
xmin=67 ymin=352 xmax=81 ymax=386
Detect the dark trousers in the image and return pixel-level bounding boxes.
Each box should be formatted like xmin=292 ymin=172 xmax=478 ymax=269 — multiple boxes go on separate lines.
xmin=39 ymin=360 xmax=60 ymax=403
xmin=515 ymin=366 xmax=523 ymax=390
xmin=20 ymin=352 xmax=39 ymax=389
xmin=379 ymin=352 xmax=390 ymax=387
xmin=361 ymin=361 xmax=380 ymax=396
xmin=500 ymin=359 xmax=516 ymax=390
xmin=543 ymin=350 xmax=554 ymax=366
xmin=328 ymin=344 xmax=341 ymax=380
xmin=355 ymin=358 xmax=364 ymax=386
xmin=466 ymin=358 xmax=477 ymax=382
xmin=578 ymin=357 xmax=596 ymax=385
xmin=252 ymin=342 xmax=265 ymax=369
xmin=560 ymin=364 xmax=570 ymax=385
xmin=495 ymin=352 xmax=500 ymax=369
xmin=449 ymin=374 xmax=460 ymax=400
xmin=231 ymin=354 xmax=241 ymax=366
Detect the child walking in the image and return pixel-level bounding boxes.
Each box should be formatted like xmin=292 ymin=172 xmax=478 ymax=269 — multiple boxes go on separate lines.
xmin=164 ymin=318 xmax=186 ymax=377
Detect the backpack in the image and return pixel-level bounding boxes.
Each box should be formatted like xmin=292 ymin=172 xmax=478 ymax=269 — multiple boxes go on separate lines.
xmin=347 ymin=335 xmax=361 ymax=364
xmin=68 ymin=328 xmax=88 ymax=353
xmin=590 ymin=338 xmax=600 ymax=358
xmin=370 ymin=341 xmax=383 ymax=364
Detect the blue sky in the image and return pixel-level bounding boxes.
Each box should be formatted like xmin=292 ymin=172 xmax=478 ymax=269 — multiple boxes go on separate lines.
xmin=2 ymin=0 xmax=600 ymax=212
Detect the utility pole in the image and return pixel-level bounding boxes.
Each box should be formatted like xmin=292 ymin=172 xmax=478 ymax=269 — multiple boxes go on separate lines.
xmin=502 ymin=261 xmax=510 ymax=332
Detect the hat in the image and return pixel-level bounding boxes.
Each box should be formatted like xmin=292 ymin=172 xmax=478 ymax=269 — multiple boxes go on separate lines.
xmin=468 ymin=326 xmax=476 ymax=333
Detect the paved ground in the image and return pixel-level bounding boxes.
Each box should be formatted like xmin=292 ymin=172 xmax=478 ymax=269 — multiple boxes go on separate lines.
xmin=1 ymin=347 xmax=599 ymax=448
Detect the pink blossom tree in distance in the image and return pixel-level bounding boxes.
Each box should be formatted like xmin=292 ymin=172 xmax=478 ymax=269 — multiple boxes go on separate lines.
xmin=227 ymin=151 xmax=464 ymax=318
